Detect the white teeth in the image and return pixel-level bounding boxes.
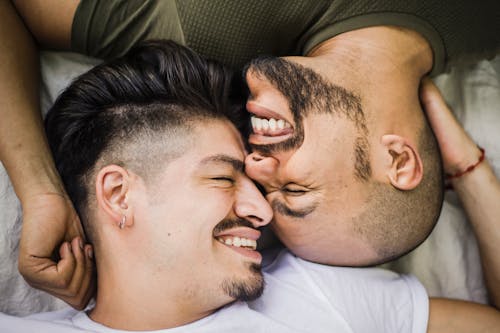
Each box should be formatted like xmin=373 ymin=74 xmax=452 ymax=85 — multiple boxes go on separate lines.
xmin=217 ymin=236 xmax=257 ymax=250
xmin=269 ymin=118 xmax=276 ymax=131
xmin=255 ymin=117 xmax=262 ymax=131
xmin=251 ymin=116 xmax=290 ymax=133
xmin=261 ymin=119 xmax=269 ymax=130
xmin=277 ymin=119 xmax=284 ymax=129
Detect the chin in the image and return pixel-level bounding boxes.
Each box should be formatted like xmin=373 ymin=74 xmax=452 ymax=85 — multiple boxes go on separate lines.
xmin=222 ymin=263 xmax=265 ymax=301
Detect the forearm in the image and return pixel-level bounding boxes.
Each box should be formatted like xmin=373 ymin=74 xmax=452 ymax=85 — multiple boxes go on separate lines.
xmin=451 ymin=159 xmax=500 ymax=308
xmin=0 ymin=1 xmax=65 ymax=202
xmin=428 ymin=298 xmax=500 ymax=333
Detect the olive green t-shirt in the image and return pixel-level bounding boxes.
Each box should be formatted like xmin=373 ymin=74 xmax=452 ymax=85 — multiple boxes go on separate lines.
xmin=72 ymin=0 xmax=500 ymax=75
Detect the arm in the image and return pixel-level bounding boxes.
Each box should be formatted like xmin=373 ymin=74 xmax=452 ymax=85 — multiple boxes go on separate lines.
xmin=420 ymin=78 xmax=500 ymax=309
xmin=0 ymin=0 xmax=94 ymax=309
xmin=428 ymin=298 xmax=500 ymax=333
xmin=12 ymin=0 xmax=78 ymax=49
xmin=422 ymin=81 xmax=500 ymax=332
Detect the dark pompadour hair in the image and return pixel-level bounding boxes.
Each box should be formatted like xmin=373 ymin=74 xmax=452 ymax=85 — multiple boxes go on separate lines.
xmin=45 ymin=40 xmax=246 ymax=240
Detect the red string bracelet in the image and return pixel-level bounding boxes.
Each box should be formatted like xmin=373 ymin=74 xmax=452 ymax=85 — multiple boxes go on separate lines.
xmin=446 ymin=147 xmax=485 ymax=180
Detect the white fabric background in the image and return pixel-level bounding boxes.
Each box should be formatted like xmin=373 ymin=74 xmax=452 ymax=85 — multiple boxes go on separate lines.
xmin=0 ymin=52 xmax=499 ymax=315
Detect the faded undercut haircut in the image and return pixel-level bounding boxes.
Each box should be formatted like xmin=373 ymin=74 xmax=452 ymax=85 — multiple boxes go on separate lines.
xmin=45 ymin=40 xmax=246 ymax=243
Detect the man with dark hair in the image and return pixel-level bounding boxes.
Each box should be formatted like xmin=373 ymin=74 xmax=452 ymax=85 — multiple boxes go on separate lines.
xmin=1 ymin=40 xmax=277 ymax=330
xmin=2 ymin=39 xmax=500 ymax=333
xmin=1 ymin=0 xmax=498 ymax=307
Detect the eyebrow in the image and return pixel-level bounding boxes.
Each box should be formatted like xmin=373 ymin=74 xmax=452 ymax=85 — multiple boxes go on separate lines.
xmin=198 ymin=154 xmax=245 ymax=173
xmin=271 ymin=198 xmax=317 ymax=219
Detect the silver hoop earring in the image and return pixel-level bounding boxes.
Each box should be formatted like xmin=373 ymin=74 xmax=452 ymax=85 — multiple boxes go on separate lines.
xmin=119 ymin=215 xmax=126 ymax=229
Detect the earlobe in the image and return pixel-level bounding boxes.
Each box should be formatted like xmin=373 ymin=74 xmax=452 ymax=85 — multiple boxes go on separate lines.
xmin=95 ymin=165 xmax=131 ymax=228
xmin=381 ymin=134 xmax=423 ymax=190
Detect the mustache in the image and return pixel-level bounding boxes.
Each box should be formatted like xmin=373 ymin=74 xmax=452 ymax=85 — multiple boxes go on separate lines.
xmin=248 ymin=129 xmax=303 ymax=155
xmin=213 ymin=217 xmax=253 ymax=234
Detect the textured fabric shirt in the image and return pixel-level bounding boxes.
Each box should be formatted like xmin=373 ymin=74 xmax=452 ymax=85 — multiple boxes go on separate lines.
xmin=72 ymin=0 xmax=500 ymax=75
xmin=0 ymin=249 xmax=428 ymax=332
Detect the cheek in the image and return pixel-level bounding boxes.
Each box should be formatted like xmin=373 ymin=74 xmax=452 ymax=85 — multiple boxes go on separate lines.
xmin=271 ymin=218 xmax=325 ymax=261
xmin=271 ymin=215 xmax=305 ymax=248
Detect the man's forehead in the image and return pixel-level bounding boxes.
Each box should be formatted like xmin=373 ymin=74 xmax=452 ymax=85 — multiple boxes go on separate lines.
xmin=199 ymin=154 xmax=245 ymax=173
xmin=193 ymin=118 xmax=246 ymax=153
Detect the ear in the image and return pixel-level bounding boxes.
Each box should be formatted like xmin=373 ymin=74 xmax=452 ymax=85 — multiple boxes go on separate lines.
xmin=95 ymin=165 xmax=131 ymax=228
xmin=381 ymin=134 xmax=423 ymax=190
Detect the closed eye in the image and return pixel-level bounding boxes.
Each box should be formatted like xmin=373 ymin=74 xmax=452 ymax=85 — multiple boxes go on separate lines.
xmin=271 ymin=198 xmax=317 ymax=218
xmin=212 ymin=177 xmax=235 ymax=183
xmin=281 ymin=185 xmax=308 ymax=196
xmin=282 ymin=189 xmax=305 ymax=196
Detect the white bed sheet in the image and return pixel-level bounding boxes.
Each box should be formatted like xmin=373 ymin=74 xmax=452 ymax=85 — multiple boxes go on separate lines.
xmin=0 ymin=52 xmax=499 ymax=315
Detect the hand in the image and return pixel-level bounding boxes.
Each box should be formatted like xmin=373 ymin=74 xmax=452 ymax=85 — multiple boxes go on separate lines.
xmin=419 ymin=78 xmax=483 ymax=176
xmin=18 ymin=192 xmax=96 ymax=310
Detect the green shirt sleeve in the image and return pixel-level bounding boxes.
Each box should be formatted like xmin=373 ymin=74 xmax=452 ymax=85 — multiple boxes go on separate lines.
xmin=72 ymin=0 xmax=185 ymax=59
xmin=301 ymin=0 xmax=500 ymax=76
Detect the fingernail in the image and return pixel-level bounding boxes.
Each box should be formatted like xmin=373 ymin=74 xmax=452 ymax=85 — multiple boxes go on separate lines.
xmin=87 ymin=248 xmax=93 ymax=259
xmin=78 ymin=238 xmax=84 ymax=250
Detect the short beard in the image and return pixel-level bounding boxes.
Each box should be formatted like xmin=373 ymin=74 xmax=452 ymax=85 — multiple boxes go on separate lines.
xmin=221 ymin=263 xmax=265 ymax=301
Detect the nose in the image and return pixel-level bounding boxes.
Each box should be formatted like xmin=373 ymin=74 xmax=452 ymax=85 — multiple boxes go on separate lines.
xmin=234 ymin=176 xmax=273 ymax=228
xmin=245 ymin=152 xmax=279 ymax=187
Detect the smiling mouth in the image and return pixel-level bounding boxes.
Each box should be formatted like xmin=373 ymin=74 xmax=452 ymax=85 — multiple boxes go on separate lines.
xmin=249 ymin=115 xmax=294 ymax=146
xmin=250 ymin=115 xmax=293 ymax=136
xmin=213 ymin=227 xmax=262 ymax=261
xmin=246 ymin=101 xmax=294 ymax=143
xmin=216 ymin=236 xmax=257 ymax=250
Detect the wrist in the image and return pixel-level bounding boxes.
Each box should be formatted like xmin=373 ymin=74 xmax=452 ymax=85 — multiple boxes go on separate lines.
xmin=5 ymin=153 xmax=66 ymax=203
xmin=446 ymin=146 xmax=485 ymax=182
xmin=448 ymin=146 xmax=485 ymax=177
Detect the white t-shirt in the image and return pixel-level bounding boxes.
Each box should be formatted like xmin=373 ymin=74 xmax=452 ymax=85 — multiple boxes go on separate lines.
xmin=0 ymin=249 xmax=428 ymax=332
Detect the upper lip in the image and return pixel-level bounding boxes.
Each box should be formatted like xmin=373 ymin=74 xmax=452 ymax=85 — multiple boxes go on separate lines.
xmin=213 ymin=226 xmax=261 ymax=240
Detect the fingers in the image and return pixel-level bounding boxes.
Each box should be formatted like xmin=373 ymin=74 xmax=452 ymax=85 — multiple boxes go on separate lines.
xmin=63 ymin=238 xmax=95 ymax=309
xmin=79 ymin=244 xmax=97 ymax=309
xmin=62 ymin=238 xmax=88 ymax=295
xmin=17 ymin=194 xmax=95 ymax=309
xmin=21 ymin=237 xmax=96 ymax=310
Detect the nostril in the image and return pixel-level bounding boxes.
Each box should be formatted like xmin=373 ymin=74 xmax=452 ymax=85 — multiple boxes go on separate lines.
xmin=247 ymin=215 xmax=264 ymax=226
xmin=252 ymin=155 xmax=263 ymax=162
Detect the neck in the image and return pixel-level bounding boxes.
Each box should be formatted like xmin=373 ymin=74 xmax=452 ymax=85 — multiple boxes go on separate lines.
xmin=308 ymin=26 xmax=433 ymax=83
xmin=303 ymin=26 xmax=431 ymax=139
xmin=89 ymin=257 xmax=216 ymax=330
